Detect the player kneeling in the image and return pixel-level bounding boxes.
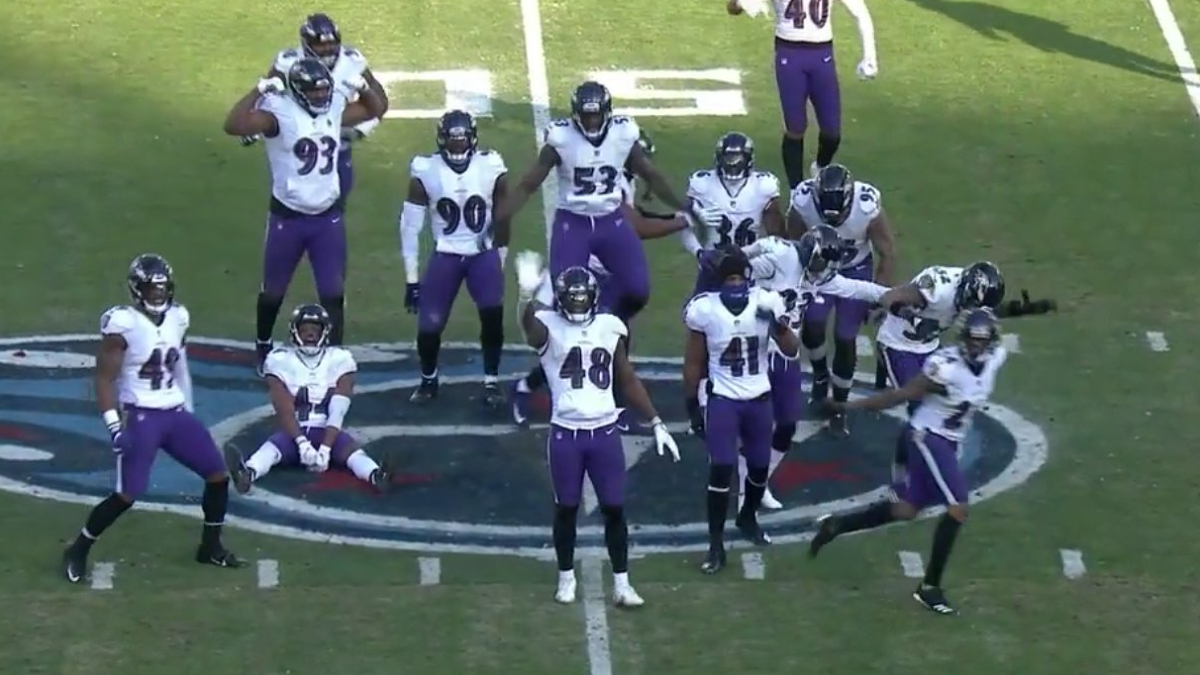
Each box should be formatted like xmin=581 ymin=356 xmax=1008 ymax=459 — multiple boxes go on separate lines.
xmin=515 ymin=254 xmax=680 ymax=607
xmin=227 ymin=304 xmax=395 ymax=492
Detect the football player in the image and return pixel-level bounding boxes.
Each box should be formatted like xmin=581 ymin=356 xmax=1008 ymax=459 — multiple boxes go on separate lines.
xmin=739 ymin=226 xmax=890 ymax=510
xmin=226 ymin=304 xmax=395 ymax=492
xmin=811 ymin=308 xmax=1008 ymax=616
xmin=223 ymin=56 xmax=386 ymax=374
xmin=683 ymin=247 xmax=800 ymax=574
xmin=514 ymin=256 xmax=681 ymax=607
xmin=399 ymin=110 xmax=511 ymax=406
xmin=789 ymin=163 xmax=897 ymax=435
xmin=62 ymin=255 xmax=241 ymax=584
xmin=240 ymin=13 xmax=389 ymax=202
xmin=495 ymin=81 xmax=695 ymax=326
xmin=727 ymin=0 xmax=878 ymax=188
xmin=681 ymin=132 xmax=786 ymax=295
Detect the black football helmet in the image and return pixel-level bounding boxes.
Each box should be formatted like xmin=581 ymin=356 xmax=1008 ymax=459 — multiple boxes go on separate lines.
xmin=814 ymin=164 xmax=855 ymax=226
xmin=714 ymin=132 xmax=754 ymax=183
xmin=300 ymin=13 xmax=341 ymax=69
xmin=794 ymin=225 xmax=842 ymax=285
xmin=954 ymin=261 xmax=1005 ymax=312
xmin=436 ymin=110 xmax=479 ymax=171
xmin=554 ymin=267 xmax=600 ymax=323
xmin=570 ymin=81 xmax=613 ymax=142
xmin=289 ymin=303 xmax=332 ymax=357
xmin=286 ymin=58 xmax=334 ymax=116
xmin=958 ymin=307 xmax=1001 ymax=369
xmin=127 ymin=254 xmax=175 ymax=316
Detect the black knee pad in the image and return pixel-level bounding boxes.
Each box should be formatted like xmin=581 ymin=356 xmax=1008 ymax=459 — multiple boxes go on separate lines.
xmin=771 ymin=422 xmax=796 ymax=451
xmin=708 ymin=463 xmax=735 ymax=491
xmin=478 ymin=306 xmax=504 ymax=343
xmin=801 ymin=321 xmax=826 ymax=350
xmin=599 ymin=505 xmax=625 ymax=526
xmin=746 ymin=465 xmax=768 ymax=485
xmin=554 ymin=503 xmax=580 ymax=522
xmin=832 ymin=337 xmax=858 ymax=379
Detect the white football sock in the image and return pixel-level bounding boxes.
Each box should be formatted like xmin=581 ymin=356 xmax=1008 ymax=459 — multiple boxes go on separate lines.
xmin=246 ymin=442 xmax=282 ymax=480
xmin=559 ymin=569 xmax=575 ymax=582
xmin=737 ymin=454 xmax=748 ymax=496
xmin=484 ymin=374 xmax=499 ymax=385
xmin=516 ymin=378 xmax=531 ymax=394
xmin=346 ymin=450 xmax=380 ymax=482
xmin=613 ymin=571 xmax=631 ymax=589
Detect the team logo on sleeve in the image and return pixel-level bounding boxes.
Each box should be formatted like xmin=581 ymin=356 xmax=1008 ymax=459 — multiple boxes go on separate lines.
xmin=0 ymin=335 xmax=1047 ymax=557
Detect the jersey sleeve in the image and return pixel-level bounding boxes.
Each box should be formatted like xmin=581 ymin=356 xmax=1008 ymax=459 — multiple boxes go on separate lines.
xmin=263 ymin=349 xmax=292 ymax=383
xmin=340 ymin=46 xmax=368 ymax=73
xmin=757 ymin=289 xmax=788 ymax=321
xmin=854 ymin=181 xmax=883 ymax=220
xmin=272 ymin=48 xmax=300 ymax=74
xmin=823 ymin=275 xmax=889 ymax=303
xmin=599 ymin=314 xmax=629 ymax=342
xmin=683 ymin=295 xmax=711 ymax=333
xmin=756 ymin=172 xmax=781 ymax=203
xmin=686 ymin=171 xmax=709 ymax=203
xmin=922 ymin=349 xmax=956 ymax=387
xmin=912 ymin=266 xmax=951 ymax=304
xmin=100 ymin=306 xmax=136 ymax=336
xmin=483 ymin=150 xmax=508 ymax=177
xmin=172 ymin=304 xmax=191 ymax=341
xmin=409 ymin=155 xmax=433 ymax=186
xmin=533 ymin=310 xmax=559 ymax=355
xmin=543 ymin=120 xmax=571 ymax=151
xmin=614 ymin=116 xmax=640 ymax=145
xmin=789 ymin=180 xmax=813 ymax=213
xmin=329 ymin=347 xmax=358 ymax=381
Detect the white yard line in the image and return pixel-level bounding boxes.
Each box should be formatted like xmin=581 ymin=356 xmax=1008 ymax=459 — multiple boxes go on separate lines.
xmin=580 ymin=557 xmax=614 ymax=675
xmin=897 ymin=550 xmax=924 ymax=579
xmin=518 ymin=0 xmax=558 ymax=245
xmin=256 ymin=559 xmax=279 ymax=589
xmin=418 ymin=556 xmax=442 ymax=586
xmin=90 ymin=562 xmax=115 ymax=590
xmin=1145 ymin=331 xmax=1170 ymax=352
xmin=1060 ymin=549 xmax=1086 ymax=579
xmin=740 ymin=552 xmax=766 ymax=580
xmin=1146 ymin=0 xmax=1200 ymax=122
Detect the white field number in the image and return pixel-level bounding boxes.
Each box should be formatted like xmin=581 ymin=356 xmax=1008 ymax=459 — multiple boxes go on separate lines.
xmin=589 ymin=69 xmax=747 ymax=117
xmin=375 ymin=70 xmax=495 ymax=119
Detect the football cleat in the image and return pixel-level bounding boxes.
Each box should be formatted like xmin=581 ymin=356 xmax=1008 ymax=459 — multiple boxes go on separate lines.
xmin=255 ymin=340 xmax=273 ymax=377
xmin=828 ymin=412 xmax=849 ymax=437
xmin=555 ymin=573 xmax=578 ymax=604
xmin=61 ymin=544 xmax=88 ymax=584
xmin=196 ymin=544 xmax=244 ymax=569
xmin=808 ymin=514 xmax=839 ymax=558
xmin=410 ymin=376 xmax=438 ymax=403
xmin=224 ymin=444 xmax=254 ymax=495
xmin=509 ymin=381 xmax=531 ymax=427
xmin=612 ymin=584 xmax=645 ymax=608
xmin=370 ymin=453 xmax=398 ymax=494
xmin=481 ymin=382 xmax=504 ymax=408
xmin=701 ymin=542 xmax=727 ymax=574
xmin=735 ymin=515 xmax=772 ymax=546
xmin=761 ymin=487 xmax=783 ymax=510
xmin=914 ymin=585 xmax=958 ymax=616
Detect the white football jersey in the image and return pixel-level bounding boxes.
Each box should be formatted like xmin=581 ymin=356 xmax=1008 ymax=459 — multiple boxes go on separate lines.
xmin=772 ymin=0 xmax=835 ymax=43
xmin=545 ymin=117 xmax=641 ymax=216
xmin=274 ymin=46 xmax=368 ymax=100
xmin=260 ymin=93 xmax=348 ymax=214
xmin=684 ymin=288 xmax=787 ymax=400
xmin=263 ymin=346 xmax=357 ymax=429
xmin=877 ymin=265 xmax=964 ymax=354
xmin=410 ymin=151 xmax=508 ymax=256
xmin=790 ymin=179 xmax=881 ymax=268
xmin=688 ymin=169 xmax=780 ymax=250
xmin=910 ymin=345 xmax=1008 ymax=442
xmin=101 ymin=304 xmax=190 ymax=410
xmin=537 ymin=311 xmax=627 ymax=429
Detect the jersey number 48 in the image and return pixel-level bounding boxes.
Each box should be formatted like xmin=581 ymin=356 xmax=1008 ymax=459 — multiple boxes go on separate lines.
xmin=558 ymin=346 xmax=612 ymax=390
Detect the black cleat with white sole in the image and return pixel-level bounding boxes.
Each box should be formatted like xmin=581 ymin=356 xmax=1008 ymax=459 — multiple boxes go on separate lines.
xmin=808 ymin=514 xmax=840 ymax=558
xmin=735 ymin=515 xmax=772 ymax=546
xmin=913 ymin=585 xmax=958 ymax=615
xmin=700 ymin=543 xmax=726 ymax=574
xmin=196 ymin=545 xmax=244 ymax=569
xmin=61 ymin=544 xmax=88 ymax=584
xmin=225 ymin=444 xmax=254 ymax=495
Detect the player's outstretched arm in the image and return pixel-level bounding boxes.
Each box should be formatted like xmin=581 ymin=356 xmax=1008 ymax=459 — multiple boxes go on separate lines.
xmin=223 ymin=86 xmax=281 ymax=137
xmin=265 ymin=375 xmax=306 ymax=440
xmin=877 ymin=283 xmax=928 ymax=314
xmin=495 ymin=145 xmax=560 ymax=225
xmin=840 ymin=0 xmax=879 ymax=74
xmin=867 ymin=210 xmax=897 ymax=285
xmin=362 ymin=69 xmax=390 ymax=114
xmin=622 ymin=204 xmax=688 ymax=240
xmin=836 ymin=373 xmax=935 ymax=413
xmin=320 ymin=372 xmax=354 ymax=450
xmin=627 ymin=143 xmax=686 ymax=211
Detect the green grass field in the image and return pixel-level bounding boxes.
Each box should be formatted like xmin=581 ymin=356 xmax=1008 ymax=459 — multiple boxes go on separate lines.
xmin=4 ymin=0 xmax=1200 ymax=673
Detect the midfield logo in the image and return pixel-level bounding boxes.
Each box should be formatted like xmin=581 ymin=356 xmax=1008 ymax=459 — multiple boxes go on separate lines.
xmin=0 ymin=335 xmax=1047 ymax=557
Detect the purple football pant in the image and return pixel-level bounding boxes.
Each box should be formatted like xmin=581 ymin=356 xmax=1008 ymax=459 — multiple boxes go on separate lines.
xmin=262 ymin=207 xmax=347 ymax=298
xmin=266 ymin=427 xmax=358 ymax=467
xmin=116 ymin=406 xmax=226 ymax=500
xmin=338 ymin=148 xmax=354 ymax=199
xmin=550 ymin=209 xmax=650 ymax=308
xmin=804 ymin=257 xmax=874 ymax=341
xmin=891 ymin=426 xmax=968 ymax=509
xmin=418 ymin=249 xmax=505 ymax=333
xmin=768 ymin=353 xmax=804 ymax=424
xmin=774 ymin=39 xmax=842 ymax=135
xmin=546 ymin=423 xmax=626 ymax=507
xmin=705 ymin=395 xmax=774 ymax=469
xmin=879 ymin=344 xmax=931 ymax=415
xmin=594 ymin=271 xmax=618 ymax=314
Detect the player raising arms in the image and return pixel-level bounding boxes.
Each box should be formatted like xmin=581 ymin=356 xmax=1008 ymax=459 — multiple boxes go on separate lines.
xmin=727 ymin=0 xmax=878 ymax=187
xmin=241 ymin=14 xmax=390 ymax=203
xmin=495 ymin=81 xmax=693 ymax=325
xmin=811 ymin=309 xmax=1008 ymax=615
xmin=514 ymin=255 xmax=681 ymax=606
xmin=683 ymin=247 xmax=800 ymax=574
xmin=223 ymin=55 xmax=386 ymax=373
xmin=739 ymin=226 xmax=889 ymax=510
xmin=682 ymin=132 xmax=785 ymax=294
xmin=226 ymin=304 xmax=395 ymax=493
xmin=399 ymin=110 xmax=511 ymax=406
xmin=62 ymin=255 xmax=241 ymax=583
xmin=789 ymin=163 xmax=897 ymax=435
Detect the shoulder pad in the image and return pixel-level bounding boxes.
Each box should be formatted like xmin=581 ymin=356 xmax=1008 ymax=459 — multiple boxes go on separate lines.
xmin=855 ymin=182 xmax=883 ymax=215
xmin=263 ymin=349 xmax=293 ymax=378
xmin=100 ymin=306 xmax=137 ymax=335
xmin=544 ymin=120 xmax=574 ymax=147
xmin=923 ymin=349 xmax=957 ymax=383
xmin=610 ymin=115 xmax=639 ymax=137
xmin=409 ymin=154 xmax=435 ymax=176
xmin=683 ymin=293 xmax=713 ymax=331
xmin=597 ymin=313 xmax=629 ymax=339
xmin=342 ymin=46 xmax=362 ymax=59
xmin=481 ymin=149 xmax=508 ymax=173
xmin=756 ymin=172 xmax=781 ymax=198
xmin=170 ymin=304 xmax=191 ymax=332
xmin=689 ymin=169 xmax=712 ymax=182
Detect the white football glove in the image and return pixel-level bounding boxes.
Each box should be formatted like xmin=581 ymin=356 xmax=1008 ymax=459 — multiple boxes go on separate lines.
xmin=693 ymin=205 xmax=724 ymax=228
xmin=498 ymin=246 xmax=509 ymax=270
xmin=311 ymin=445 xmax=332 ymax=473
xmin=343 ymin=74 xmax=368 ymax=93
xmin=515 ymin=250 xmax=544 ymax=299
xmin=297 ymin=437 xmax=321 ymax=469
xmin=651 ymin=418 xmax=681 ymax=462
xmin=856 ymin=59 xmax=878 ymax=80
xmin=737 ymin=0 xmax=768 ymax=18
xmin=257 ymin=77 xmax=285 ymax=95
